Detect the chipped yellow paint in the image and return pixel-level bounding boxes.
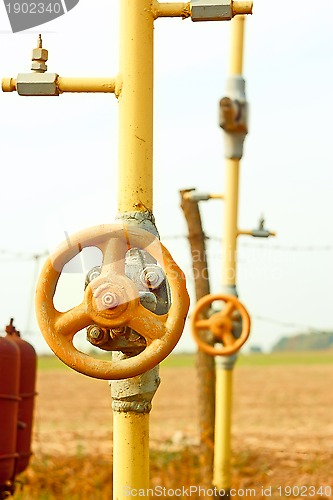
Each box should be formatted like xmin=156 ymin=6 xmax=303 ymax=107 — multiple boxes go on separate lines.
xmin=113 ymin=411 xmax=150 ymax=499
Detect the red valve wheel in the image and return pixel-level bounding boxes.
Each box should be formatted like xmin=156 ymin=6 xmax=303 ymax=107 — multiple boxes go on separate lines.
xmin=35 ymin=224 xmax=190 ymax=380
xmin=191 ymin=294 xmax=250 ymax=356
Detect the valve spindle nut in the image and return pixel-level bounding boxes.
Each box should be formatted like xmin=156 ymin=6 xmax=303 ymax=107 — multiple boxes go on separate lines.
xmin=102 ymin=292 xmax=119 ymax=309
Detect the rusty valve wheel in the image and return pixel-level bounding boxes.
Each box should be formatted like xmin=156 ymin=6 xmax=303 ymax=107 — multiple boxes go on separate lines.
xmin=191 ymin=294 xmax=250 ymax=356
xmin=35 ymin=224 xmax=190 ymax=380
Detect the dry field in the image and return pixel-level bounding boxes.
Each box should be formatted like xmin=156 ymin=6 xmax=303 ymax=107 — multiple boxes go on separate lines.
xmin=12 ymin=357 xmax=333 ymax=499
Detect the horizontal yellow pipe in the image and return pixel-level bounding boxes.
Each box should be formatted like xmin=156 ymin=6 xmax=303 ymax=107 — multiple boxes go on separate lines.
xmin=238 ymin=229 xmax=277 ymax=237
xmin=233 ymin=1 xmax=253 ymax=16
xmin=209 ymin=193 xmax=225 ymax=200
xmin=2 ymin=76 xmax=117 ymax=94
xmin=152 ymin=0 xmax=191 ymax=18
xmin=2 ymin=78 xmax=16 ymax=92
xmin=57 ymin=77 xmax=117 ymax=93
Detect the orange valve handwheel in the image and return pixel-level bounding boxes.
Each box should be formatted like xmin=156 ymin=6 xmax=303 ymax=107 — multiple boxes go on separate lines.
xmin=35 ymin=224 xmax=190 ymax=380
xmin=191 ymin=294 xmax=250 ymax=356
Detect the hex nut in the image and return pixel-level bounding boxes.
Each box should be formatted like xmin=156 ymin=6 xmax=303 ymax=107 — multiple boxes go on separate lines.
xmin=17 ymin=73 xmax=59 ymax=96
xmin=31 ymin=61 xmax=47 ymax=72
xmin=191 ymin=0 xmax=232 ymax=21
xmin=32 ymin=47 xmax=48 ymax=62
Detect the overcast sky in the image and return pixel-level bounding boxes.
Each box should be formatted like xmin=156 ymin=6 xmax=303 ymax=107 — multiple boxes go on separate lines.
xmin=0 ymin=0 xmax=332 ymax=355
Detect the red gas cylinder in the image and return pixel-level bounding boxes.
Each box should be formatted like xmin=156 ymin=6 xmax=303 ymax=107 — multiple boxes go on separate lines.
xmin=5 ymin=320 xmax=37 ymax=476
xmin=0 ymin=333 xmax=20 ymax=489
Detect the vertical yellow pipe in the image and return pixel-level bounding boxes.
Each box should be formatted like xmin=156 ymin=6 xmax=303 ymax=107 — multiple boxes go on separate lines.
xmin=222 ymin=15 xmax=245 ymax=288
xmin=215 ymin=14 xmax=246 ymax=493
xmin=213 ymin=368 xmax=233 ymax=490
xmin=229 ymin=15 xmax=245 ymax=76
xmin=113 ymin=412 xmax=150 ymax=499
xmin=118 ymin=0 xmax=154 ymax=213
xmin=222 ymin=158 xmax=240 ymax=287
xmin=114 ymin=2 xmax=154 ymax=498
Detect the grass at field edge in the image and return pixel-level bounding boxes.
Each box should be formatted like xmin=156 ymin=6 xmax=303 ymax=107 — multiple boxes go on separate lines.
xmin=37 ymin=350 xmax=333 ymax=371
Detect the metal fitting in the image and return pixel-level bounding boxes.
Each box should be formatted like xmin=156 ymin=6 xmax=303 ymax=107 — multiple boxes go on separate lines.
xmin=139 ymin=291 xmax=157 ymax=312
xmin=85 ymin=266 xmax=101 ymax=289
xmin=31 ymin=35 xmax=48 ymax=73
xmin=215 ymin=351 xmax=238 ymax=369
xmin=116 ymin=211 xmax=159 ymax=238
xmin=16 ymin=72 xmax=59 ymax=96
xmin=252 ymin=228 xmax=270 ymax=238
xmin=252 ymin=216 xmax=275 ymax=238
xmin=140 ymin=265 xmax=165 ymax=290
xmin=221 ymin=76 xmax=248 ymax=159
xmin=191 ymin=0 xmax=233 ymax=21
xmin=110 ymin=353 xmax=160 ymax=414
xmin=239 ymin=217 xmax=276 ymax=238
xmin=183 ymin=191 xmax=224 ymax=202
xmin=86 ymin=325 xmax=110 ymax=346
xmin=221 ymin=284 xmax=238 ymax=297
xmin=191 ymin=0 xmax=252 ymax=22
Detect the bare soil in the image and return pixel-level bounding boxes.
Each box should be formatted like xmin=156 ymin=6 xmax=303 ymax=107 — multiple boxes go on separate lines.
xmin=27 ymin=363 xmax=333 ymax=498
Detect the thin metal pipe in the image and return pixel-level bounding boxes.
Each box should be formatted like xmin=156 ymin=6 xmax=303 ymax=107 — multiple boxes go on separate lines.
xmin=57 ymin=77 xmax=116 ymax=93
xmin=152 ymin=1 xmax=191 ymax=18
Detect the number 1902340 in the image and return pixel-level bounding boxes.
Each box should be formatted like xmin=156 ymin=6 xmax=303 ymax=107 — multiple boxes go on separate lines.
xmin=277 ymin=485 xmax=332 ymax=497
xmin=5 ymin=3 xmax=62 ymax=14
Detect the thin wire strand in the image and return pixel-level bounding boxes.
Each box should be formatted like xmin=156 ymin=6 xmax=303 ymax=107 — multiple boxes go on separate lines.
xmin=162 ymin=234 xmax=333 ymax=251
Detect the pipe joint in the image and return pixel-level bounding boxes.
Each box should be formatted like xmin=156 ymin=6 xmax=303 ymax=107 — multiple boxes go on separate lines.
xmin=183 ymin=191 xmax=224 ymax=202
xmin=191 ymin=0 xmax=252 ymax=22
xmin=110 ymin=356 xmax=160 ymax=414
xmin=220 ymin=76 xmax=248 ymax=159
xmin=215 ymin=351 xmax=238 ymax=369
xmin=112 ymin=400 xmax=152 ymax=414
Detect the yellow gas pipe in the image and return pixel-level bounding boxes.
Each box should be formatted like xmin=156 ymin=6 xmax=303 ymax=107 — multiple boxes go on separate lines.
xmin=113 ymin=2 xmax=155 ymax=497
xmin=213 ymin=15 xmax=246 ymax=494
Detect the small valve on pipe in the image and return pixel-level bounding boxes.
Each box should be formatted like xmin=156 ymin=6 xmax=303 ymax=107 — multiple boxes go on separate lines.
xmin=31 ymin=34 xmax=48 ymax=73
xmin=251 ymin=216 xmax=274 ymax=238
